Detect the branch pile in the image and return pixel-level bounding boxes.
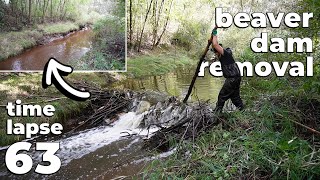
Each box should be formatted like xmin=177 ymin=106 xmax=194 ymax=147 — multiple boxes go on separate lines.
xmin=144 ymin=101 xmax=221 ymax=151
xmin=71 ymin=83 xmax=136 ymax=131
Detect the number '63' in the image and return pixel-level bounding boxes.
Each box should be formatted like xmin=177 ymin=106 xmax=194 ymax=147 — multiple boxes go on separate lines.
xmin=5 ymin=142 xmax=61 ymax=175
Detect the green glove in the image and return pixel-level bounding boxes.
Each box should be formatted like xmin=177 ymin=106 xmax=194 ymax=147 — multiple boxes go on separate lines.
xmin=212 ymin=29 xmax=218 ymax=36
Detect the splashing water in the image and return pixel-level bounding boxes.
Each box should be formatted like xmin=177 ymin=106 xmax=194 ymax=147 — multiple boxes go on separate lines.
xmin=55 ymin=111 xmax=158 ymax=165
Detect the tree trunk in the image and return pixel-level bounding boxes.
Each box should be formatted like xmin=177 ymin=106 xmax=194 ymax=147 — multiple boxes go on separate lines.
xmin=28 ymin=0 xmax=32 ymax=23
xmin=152 ymin=0 xmax=164 ymax=47
xmin=42 ymin=0 xmax=47 ymax=23
xmin=50 ymin=0 xmax=53 ymax=21
xmin=129 ymin=0 xmax=133 ymax=46
xmin=155 ymin=0 xmax=173 ymax=47
xmin=137 ymin=0 xmax=154 ymax=52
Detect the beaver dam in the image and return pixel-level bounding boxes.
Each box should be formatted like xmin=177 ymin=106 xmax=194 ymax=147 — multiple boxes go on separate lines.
xmin=1 ymin=83 xmax=318 ymax=179
xmin=74 ymin=84 xmax=228 ymax=149
xmin=0 ymin=83 xmax=231 ymax=179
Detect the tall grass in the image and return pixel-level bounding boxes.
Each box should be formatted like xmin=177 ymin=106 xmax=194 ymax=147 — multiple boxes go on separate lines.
xmin=37 ymin=22 xmax=79 ymax=34
xmin=143 ymin=47 xmax=320 ymax=179
xmin=0 ymin=30 xmax=42 ymax=60
xmin=127 ymin=49 xmax=195 ymax=78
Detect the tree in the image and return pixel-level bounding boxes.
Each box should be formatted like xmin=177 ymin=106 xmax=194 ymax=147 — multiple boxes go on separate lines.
xmin=28 ymin=0 xmax=31 ymax=23
xmin=137 ymin=0 xmax=153 ymax=52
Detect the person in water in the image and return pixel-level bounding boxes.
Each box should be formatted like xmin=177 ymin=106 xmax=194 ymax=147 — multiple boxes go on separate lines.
xmin=204 ymin=25 xmax=244 ymax=113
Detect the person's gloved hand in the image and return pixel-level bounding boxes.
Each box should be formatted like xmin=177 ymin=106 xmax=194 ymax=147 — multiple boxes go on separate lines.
xmin=212 ymin=29 xmax=218 ymax=36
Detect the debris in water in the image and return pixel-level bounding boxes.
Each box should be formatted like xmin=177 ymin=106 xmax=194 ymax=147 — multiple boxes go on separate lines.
xmin=144 ymin=99 xmax=221 ymax=151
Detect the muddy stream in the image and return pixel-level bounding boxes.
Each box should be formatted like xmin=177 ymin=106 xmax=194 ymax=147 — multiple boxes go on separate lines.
xmin=0 ymin=28 xmax=93 ymax=71
xmin=0 ymin=67 xmax=223 ymax=179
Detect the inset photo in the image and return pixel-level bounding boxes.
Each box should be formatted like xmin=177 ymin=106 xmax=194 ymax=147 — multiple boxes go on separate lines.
xmin=0 ymin=0 xmax=126 ymax=72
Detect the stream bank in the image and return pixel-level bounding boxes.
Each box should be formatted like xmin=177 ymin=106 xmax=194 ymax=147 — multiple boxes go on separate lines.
xmin=0 ymin=22 xmax=90 ymax=62
xmin=143 ymin=76 xmax=320 ymax=179
xmin=0 ymin=72 xmax=119 ymax=146
xmin=0 ymin=26 xmax=93 ymax=71
xmin=0 ymin=47 xmax=201 ymax=145
xmin=0 ymin=83 xmax=191 ymax=179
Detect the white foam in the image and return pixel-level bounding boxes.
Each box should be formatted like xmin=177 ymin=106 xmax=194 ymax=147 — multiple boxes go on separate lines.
xmin=54 ymin=111 xmax=158 ymax=165
xmin=133 ymin=148 xmax=177 ymax=164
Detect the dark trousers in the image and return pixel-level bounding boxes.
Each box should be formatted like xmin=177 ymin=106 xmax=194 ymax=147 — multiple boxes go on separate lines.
xmin=216 ymin=77 xmax=244 ymax=111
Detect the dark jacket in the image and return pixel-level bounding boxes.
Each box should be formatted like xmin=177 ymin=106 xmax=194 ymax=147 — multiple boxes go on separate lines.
xmin=219 ymin=48 xmax=241 ymax=78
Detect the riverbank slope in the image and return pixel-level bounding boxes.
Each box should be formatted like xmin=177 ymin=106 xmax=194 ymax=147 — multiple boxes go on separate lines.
xmin=0 ymin=21 xmax=89 ymax=61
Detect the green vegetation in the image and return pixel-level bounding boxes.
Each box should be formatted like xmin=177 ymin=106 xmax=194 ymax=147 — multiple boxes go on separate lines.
xmin=0 ymin=73 xmax=113 ymax=146
xmin=72 ymin=0 xmax=126 ymax=71
xmin=127 ymin=48 xmax=195 ymax=78
xmin=0 ymin=30 xmax=41 ymax=60
xmin=38 ymin=22 xmax=79 ymax=34
xmin=0 ymin=0 xmax=93 ymax=32
xmin=0 ymin=22 xmax=81 ymax=61
xmin=137 ymin=0 xmax=320 ymax=178
xmin=145 ymin=73 xmax=320 ymax=178
xmin=0 ymin=0 xmax=125 ymax=70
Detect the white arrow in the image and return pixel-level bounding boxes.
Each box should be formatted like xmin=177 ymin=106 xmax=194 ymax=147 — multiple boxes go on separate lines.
xmin=43 ymin=58 xmax=91 ymax=101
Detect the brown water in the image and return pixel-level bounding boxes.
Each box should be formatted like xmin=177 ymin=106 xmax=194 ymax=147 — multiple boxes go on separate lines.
xmin=0 ymin=29 xmax=93 ymax=71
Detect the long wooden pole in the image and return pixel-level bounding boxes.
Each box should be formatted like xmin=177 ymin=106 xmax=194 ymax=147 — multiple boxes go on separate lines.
xmin=183 ymin=41 xmax=212 ymax=103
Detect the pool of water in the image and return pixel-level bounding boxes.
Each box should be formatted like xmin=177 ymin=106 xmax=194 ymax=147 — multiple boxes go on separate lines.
xmin=116 ymin=67 xmax=223 ymax=103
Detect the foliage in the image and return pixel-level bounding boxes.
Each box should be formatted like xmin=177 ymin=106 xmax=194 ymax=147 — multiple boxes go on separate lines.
xmin=171 ymin=20 xmax=209 ymax=52
xmin=298 ymin=0 xmax=320 ymax=94
xmin=0 ymin=0 xmax=113 ymax=32
xmin=37 ymin=22 xmax=78 ymax=34
xmin=127 ymin=48 xmax=195 ymax=78
xmin=141 ymin=0 xmax=320 ymax=178
xmin=90 ymin=16 xmax=125 ymax=70
xmin=128 ymin=0 xmax=215 ymax=51
xmin=0 ymin=21 xmax=81 ymax=61
xmin=72 ymin=2 xmax=126 ymax=71
xmin=0 ymin=30 xmax=42 ymax=60
xmin=113 ymin=0 xmax=125 ymax=18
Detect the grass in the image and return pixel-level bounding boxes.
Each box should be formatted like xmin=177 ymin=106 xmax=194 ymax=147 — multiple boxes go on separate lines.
xmin=72 ymin=16 xmax=126 ymax=71
xmin=0 ymin=73 xmax=113 ymax=146
xmin=0 ymin=21 xmax=82 ymax=61
xmin=144 ymin=77 xmax=320 ymax=179
xmin=0 ymin=30 xmax=42 ymax=60
xmin=127 ymin=48 xmax=196 ymax=78
xmin=143 ymin=48 xmax=320 ymax=179
xmin=37 ymin=22 xmax=79 ymax=34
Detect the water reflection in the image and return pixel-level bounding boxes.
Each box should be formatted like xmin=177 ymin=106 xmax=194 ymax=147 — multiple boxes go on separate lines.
xmin=118 ymin=67 xmax=223 ymax=103
xmin=0 ymin=29 xmax=93 ymax=71
xmin=12 ymin=60 xmax=22 ymax=70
